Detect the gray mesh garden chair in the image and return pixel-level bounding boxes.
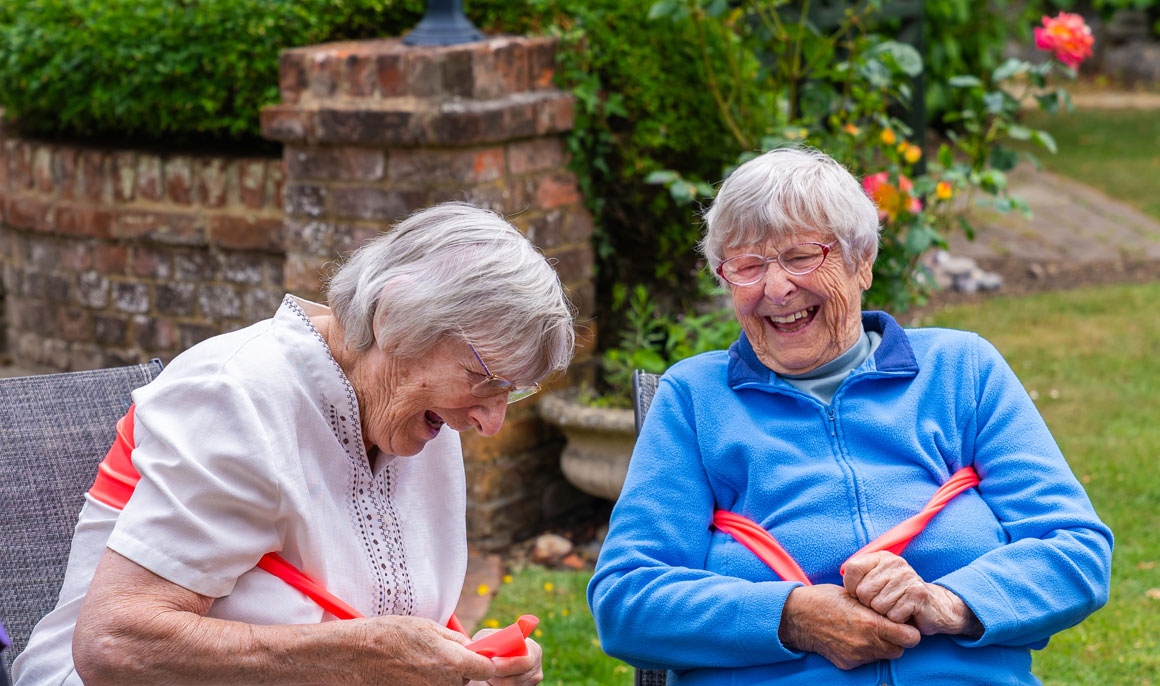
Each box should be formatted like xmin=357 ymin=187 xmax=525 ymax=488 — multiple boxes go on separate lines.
xmin=630 ymin=370 xmax=668 ymax=686
xmin=0 ymin=360 xmax=163 ymax=678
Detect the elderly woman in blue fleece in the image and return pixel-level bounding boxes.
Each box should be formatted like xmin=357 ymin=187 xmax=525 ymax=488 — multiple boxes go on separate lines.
xmin=588 ymin=147 xmax=1112 ymax=686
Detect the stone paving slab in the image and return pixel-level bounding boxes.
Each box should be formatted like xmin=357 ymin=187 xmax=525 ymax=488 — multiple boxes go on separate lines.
xmin=945 ymin=164 xmax=1160 ymax=266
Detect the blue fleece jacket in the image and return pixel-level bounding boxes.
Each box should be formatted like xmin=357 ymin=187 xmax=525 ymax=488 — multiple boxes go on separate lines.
xmin=588 ymin=311 xmax=1112 ymax=686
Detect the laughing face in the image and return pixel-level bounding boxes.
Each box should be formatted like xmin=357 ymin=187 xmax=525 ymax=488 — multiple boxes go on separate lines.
xmin=725 ymin=231 xmax=872 ymax=376
xmin=347 ymin=339 xmax=510 ymax=458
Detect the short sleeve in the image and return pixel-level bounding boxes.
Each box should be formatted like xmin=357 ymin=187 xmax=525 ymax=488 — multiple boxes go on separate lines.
xmin=106 ymin=374 xmax=289 ymax=598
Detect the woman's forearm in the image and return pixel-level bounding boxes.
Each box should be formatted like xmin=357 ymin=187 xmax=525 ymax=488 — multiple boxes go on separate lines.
xmin=74 ymin=549 xmax=493 ymax=686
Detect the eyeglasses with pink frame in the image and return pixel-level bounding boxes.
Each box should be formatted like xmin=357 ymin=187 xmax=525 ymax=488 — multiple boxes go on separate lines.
xmin=715 ymin=241 xmax=837 ymax=286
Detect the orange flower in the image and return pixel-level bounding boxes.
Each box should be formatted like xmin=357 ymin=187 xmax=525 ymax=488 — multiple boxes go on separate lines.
xmin=863 ymin=172 xmax=922 ymax=223
xmin=936 ymin=181 xmax=953 ymax=200
xmin=1034 ymin=12 xmax=1093 ymax=69
xmin=880 ymin=129 xmax=896 ymax=146
xmin=904 ymin=145 xmax=922 ymax=164
xmin=844 ymin=123 xmax=861 ymax=136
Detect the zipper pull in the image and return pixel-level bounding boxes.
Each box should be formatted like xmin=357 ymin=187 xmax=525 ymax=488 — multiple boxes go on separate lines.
xmin=827 ymin=408 xmax=836 ymax=436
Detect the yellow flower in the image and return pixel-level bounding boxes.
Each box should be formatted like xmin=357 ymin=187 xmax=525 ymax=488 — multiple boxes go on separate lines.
xmin=936 ymin=181 xmax=953 ymax=200
xmin=502 ymin=575 xmax=513 ymax=584
xmin=843 ymin=123 xmax=861 ymax=136
xmin=484 ymin=618 xmax=501 ymax=629
xmin=896 ymin=142 xmax=909 ymax=153
xmin=544 ymin=582 xmax=554 ymax=592
xmin=536 ymin=629 xmax=544 ymax=638
xmin=797 ymin=128 xmax=809 ymax=139
xmin=561 ymin=608 xmax=570 ymax=616
xmin=904 ymin=145 xmax=922 ymax=164
xmin=476 ymin=584 xmax=490 ymax=596
xmin=880 ymin=129 xmax=896 ymax=146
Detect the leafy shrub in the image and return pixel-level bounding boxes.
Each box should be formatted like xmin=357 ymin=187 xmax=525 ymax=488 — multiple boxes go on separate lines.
xmin=922 ymin=0 xmax=1040 ymax=123
xmin=0 ymin=0 xmax=423 ymax=144
xmin=476 ymin=0 xmax=752 ymax=333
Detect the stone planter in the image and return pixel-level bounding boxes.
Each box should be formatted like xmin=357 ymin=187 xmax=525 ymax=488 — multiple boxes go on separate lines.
xmin=538 ymin=390 xmax=636 ymax=501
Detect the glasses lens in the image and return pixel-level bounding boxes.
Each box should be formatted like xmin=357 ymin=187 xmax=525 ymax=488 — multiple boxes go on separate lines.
xmin=506 ymin=386 xmax=541 ymax=404
xmin=721 ymin=255 xmax=767 ymax=285
xmin=472 ymin=377 xmax=515 ymax=399
xmin=779 ymin=244 xmax=826 ymax=274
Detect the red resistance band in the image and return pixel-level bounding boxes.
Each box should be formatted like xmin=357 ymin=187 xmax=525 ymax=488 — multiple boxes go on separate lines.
xmin=712 ymin=466 xmax=981 ymax=585
xmin=89 ymin=405 xmax=535 ymax=656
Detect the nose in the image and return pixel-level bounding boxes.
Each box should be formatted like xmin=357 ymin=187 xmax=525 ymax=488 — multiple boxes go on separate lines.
xmin=761 ymin=261 xmax=798 ymax=305
xmin=469 ymin=395 xmax=508 ymax=436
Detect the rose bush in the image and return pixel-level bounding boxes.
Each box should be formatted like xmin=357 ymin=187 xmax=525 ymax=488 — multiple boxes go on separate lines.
xmin=642 ymin=1 xmax=1094 ymax=313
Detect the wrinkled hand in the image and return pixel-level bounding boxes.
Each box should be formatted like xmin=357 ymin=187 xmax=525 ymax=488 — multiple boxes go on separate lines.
xmin=352 ymin=615 xmax=496 ymax=686
xmin=779 ymin=583 xmax=921 ymax=670
xmin=465 ymin=628 xmax=543 ymax=686
xmin=843 ymin=552 xmax=982 ymax=637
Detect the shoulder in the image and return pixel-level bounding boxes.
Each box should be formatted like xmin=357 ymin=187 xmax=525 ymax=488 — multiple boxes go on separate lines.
xmin=664 ymin=349 xmax=731 ymax=389
xmin=901 ymin=325 xmax=989 ymax=362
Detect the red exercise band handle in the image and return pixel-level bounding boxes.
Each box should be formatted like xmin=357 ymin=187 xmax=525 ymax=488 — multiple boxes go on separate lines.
xmin=713 ymin=466 xmax=981 ymax=584
xmin=464 ymin=615 xmax=539 ymax=658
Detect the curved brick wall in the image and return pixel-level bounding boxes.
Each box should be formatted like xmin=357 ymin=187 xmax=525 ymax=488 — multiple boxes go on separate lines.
xmin=0 ymin=125 xmax=286 ymax=370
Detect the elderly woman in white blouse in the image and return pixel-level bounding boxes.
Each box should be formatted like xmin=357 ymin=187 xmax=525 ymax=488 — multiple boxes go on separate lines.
xmin=14 ymin=203 xmax=574 ymax=686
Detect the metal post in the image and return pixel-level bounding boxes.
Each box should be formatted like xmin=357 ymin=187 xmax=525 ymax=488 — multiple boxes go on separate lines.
xmin=403 ymin=0 xmax=483 ymax=46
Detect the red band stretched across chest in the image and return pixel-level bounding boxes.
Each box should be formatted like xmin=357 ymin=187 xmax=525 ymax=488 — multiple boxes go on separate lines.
xmin=712 ymin=466 xmax=981 ymax=585
xmin=89 ymin=405 xmax=428 ymax=626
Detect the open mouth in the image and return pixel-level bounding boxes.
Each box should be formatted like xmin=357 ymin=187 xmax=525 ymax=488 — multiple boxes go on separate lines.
xmin=424 ymin=410 xmax=445 ymax=435
xmin=766 ymin=306 xmax=818 ymax=333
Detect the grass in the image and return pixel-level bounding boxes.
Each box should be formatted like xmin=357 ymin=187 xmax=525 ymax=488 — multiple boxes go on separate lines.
xmin=1021 ymin=107 xmax=1160 ymax=221
xmin=925 ymin=282 xmax=1160 ymax=685
xmin=487 ymin=282 xmax=1160 ymax=685
xmin=479 ymin=565 xmax=632 ymax=685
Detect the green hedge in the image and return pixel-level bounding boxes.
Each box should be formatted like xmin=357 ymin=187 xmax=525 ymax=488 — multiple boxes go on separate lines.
xmin=0 ymin=0 xmax=423 ymax=143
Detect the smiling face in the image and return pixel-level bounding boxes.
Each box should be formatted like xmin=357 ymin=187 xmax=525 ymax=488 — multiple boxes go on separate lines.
xmin=348 ymin=339 xmax=510 ymax=458
xmin=725 ymin=231 xmax=872 ymax=376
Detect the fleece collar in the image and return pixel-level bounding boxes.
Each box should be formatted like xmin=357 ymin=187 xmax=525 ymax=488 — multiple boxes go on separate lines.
xmin=727 ymin=310 xmax=918 ymax=388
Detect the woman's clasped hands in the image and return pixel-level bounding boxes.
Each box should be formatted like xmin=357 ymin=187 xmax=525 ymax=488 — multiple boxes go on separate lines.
xmin=779 ymin=552 xmax=982 ymax=671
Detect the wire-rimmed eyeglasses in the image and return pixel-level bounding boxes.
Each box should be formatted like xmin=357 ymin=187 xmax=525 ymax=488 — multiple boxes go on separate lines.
xmin=715 ymin=241 xmax=837 ymax=286
xmin=467 ymin=342 xmax=542 ymax=404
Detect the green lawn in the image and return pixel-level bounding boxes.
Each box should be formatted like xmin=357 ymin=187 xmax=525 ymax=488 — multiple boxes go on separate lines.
xmin=1022 ymin=107 xmax=1160 ymax=220
xmin=488 ymin=282 xmax=1160 ymax=684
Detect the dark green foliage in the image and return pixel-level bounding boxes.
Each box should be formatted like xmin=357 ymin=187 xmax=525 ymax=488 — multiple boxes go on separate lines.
xmin=0 ymin=0 xmax=424 ymax=144
xmin=475 ymin=0 xmax=752 ymax=349
xmin=921 ymin=0 xmax=1041 ymax=125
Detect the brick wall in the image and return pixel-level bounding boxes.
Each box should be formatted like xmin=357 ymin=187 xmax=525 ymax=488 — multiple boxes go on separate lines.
xmin=0 ymin=122 xmax=285 ymax=370
xmin=262 ymin=36 xmax=598 ymax=549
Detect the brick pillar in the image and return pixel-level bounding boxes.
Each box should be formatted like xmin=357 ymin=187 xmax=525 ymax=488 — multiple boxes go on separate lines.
xmin=261 ymin=36 xmax=597 ymax=550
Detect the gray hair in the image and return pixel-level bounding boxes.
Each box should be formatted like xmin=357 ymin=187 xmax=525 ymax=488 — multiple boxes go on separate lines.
xmin=326 ymin=202 xmax=575 ymax=384
xmin=701 ymin=147 xmax=880 ymax=280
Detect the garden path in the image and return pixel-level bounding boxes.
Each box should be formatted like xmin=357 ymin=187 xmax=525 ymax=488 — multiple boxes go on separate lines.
xmin=946 ymin=163 xmax=1160 ymax=267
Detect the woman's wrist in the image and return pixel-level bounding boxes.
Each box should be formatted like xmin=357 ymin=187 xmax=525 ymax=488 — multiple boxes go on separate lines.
xmin=929 ymin=584 xmax=983 ymax=637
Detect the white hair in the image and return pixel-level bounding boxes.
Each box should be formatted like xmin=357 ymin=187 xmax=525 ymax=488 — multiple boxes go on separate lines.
xmin=701 ymin=147 xmax=880 ymax=281
xmin=326 ymin=202 xmax=575 ymax=384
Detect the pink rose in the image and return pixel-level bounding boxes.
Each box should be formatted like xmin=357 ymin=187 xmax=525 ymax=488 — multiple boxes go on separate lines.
xmin=1034 ymin=12 xmax=1094 ymax=69
xmin=862 ymin=172 xmax=922 ymax=223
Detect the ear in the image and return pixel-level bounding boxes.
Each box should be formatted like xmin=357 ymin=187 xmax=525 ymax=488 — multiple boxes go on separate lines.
xmin=855 ymin=259 xmax=874 ymax=291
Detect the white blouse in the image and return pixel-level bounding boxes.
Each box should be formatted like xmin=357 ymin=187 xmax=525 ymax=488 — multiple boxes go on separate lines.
xmin=15 ymin=295 xmax=467 ymax=686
